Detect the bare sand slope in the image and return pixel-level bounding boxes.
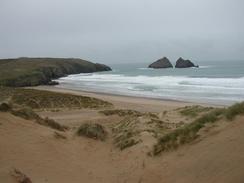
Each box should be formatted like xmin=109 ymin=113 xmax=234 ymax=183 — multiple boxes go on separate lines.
xmin=1 ymin=110 xmax=244 ymax=183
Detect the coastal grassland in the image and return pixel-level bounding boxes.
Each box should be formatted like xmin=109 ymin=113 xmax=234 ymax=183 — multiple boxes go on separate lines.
xmin=0 ymin=57 xmax=111 ymax=87
xmin=153 ymin=102 xmax=244 ymax=155
xmin=0 ymin=87 xmax=112 ymax=110
xmin=178 ymin=105 xmax=213 ymax=117
xmin=99 ymin=109 xmax=158 ymax=118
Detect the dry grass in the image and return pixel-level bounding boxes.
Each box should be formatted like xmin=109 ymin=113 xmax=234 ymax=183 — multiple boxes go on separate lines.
xmin=153 ymin=102 xmax=244 ymax=155
xmin=100 ymin=109 xmax=158 ymax=118
xmin=11 ymin=168 xmax=32 ymax=183
xmin=0 ymin=102 xmax=11 ymax=112
xmin=77 ymin=123 xmax=107 ymax=141
xmin=178 ymin=105 xmax=213 ymax=117
xmin=153 ymin=108 xmax=225 ymax=155
xmin=0 ymin=87 xmax=112 ymax=110
xmin=1 ymin=103 xmax=68 ymax=131
xmin=111 ymin=115 xmax=176 ymax=150
xmin=112 ymin=117 xmax=141 ymax=150
xmin=41 ymin=117 xmax=69 ymax=131
xmin=11 ymin=107 xmax=41 ymax=121
xmin=225 ymin=102 xmax=244 ymax=120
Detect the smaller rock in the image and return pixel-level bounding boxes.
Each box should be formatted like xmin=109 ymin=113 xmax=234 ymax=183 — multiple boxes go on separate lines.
xmin=175 ymin=57 xmax=198 ymax=68
xmin=148 ymin=57 xmax=173 ymax=69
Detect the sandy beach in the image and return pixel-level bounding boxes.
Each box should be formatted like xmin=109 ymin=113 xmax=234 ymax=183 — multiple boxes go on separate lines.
xmin=1 ymin=0 xmax=244 ymax=181
xmin=32 ymin=85 xmax=220 ymax=111
xmin=1 ymin=86 xmax=244 ymax=183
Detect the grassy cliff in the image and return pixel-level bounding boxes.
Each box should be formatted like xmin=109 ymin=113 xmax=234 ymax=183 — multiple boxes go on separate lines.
xmin=0 ymin=57 xmax=111 ymax=87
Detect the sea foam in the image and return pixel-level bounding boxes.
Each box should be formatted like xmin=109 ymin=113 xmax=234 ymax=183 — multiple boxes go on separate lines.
xmin=57 ymin=73 xmax=244 ymax=105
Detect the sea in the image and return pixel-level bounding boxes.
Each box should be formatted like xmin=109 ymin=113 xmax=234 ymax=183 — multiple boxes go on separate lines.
xmin=55 ymin=60 xmax=244 ymax=106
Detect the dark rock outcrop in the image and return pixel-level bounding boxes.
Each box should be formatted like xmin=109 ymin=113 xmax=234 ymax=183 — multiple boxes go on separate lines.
xmin=148 ymin=57 xmax=173 ymax=69
xmin=175 ymin=58 xmax=198 ymax=68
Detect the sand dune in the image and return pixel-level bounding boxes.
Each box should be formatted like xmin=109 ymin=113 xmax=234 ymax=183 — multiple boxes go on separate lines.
xmin=1 ymin=90 xmax=244 ymax=183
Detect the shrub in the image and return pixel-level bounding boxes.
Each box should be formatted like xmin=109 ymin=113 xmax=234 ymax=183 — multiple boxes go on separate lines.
xmin=0 ymin=102 xmax=11 ymax=112
xmin=77 ymin=123 xmax=107 ymax=141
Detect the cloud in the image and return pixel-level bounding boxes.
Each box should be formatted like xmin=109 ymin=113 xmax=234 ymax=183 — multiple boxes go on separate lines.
xmin=0 ymin=0 xmax=244 ymax=62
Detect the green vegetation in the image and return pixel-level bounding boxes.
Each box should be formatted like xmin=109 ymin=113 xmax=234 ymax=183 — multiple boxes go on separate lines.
xmin=10 ymin=107 xmax=68 ymax=131
xmin=0 ymin=57 xmax=111 ymax=87
xmin=100 ymin=109 xmax=158 ymax=118
xmin=0 ymin=87 xmax=112 ymax=110
xmin=41 ymin=117 xmax=69 ymax=131
xmin=77 ymin=123 xmax=107 ymax=141
xmin=0 ymin=102 xmax=68 ymax=131
xmin=0 ymin=102 xmax=11 ymax=112
xmin=112 ymin=117 xmax=141 ymax=150
xmin=11 ymin=107 xmax=40 ymax=120
xmin=153 ymin=102 xmax=244 ymax=155
xmin=225 ymin=102 xmax=244 ymax=120
xmin=178 ymin=105 xmax=213 ymax=117
xmin=153 ymin=108 xmax=225 ymax=155
xmin=100 ymin=109 xmax=142 ymax=117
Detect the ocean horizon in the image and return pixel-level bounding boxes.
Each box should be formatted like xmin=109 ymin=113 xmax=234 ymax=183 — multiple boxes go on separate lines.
xmin=55 ymin=60 xmax=244 ymax=105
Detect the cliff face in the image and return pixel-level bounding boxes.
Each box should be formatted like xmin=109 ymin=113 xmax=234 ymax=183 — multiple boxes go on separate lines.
xmin=0 ymin=57 xmax=111 ymax=87
xmin=148 ymin=57 xmax=173 ymax=68
xmin=175 ymin=57 xmax=198 ymax=68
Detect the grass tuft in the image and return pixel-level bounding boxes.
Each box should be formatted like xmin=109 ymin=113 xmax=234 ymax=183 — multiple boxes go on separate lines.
xmin=41 ymin=117 xmax=68 ymax=131
xmin=153 ymin=108 xmax=225 ymax=155
xmin=5 ymin=105 xmax=68 ymax=131
xmin=100 ymin=109 xmax=158 ymax=119
xmin=100 ymin=109 xmax=143 ymax=117
xmin=77 ymin=123 xmax=107 ymax=141
xmin=225 ymin=102 xmax=244 ymax=120
xmin=0 ymin=87 xmax=112 ymax=110
xmin=0 ymin=102 xmax=11 ymax=112
xmin=11 ymin=107 xmax=40 ymax=120
xmin=112 ymin=117 xmax=141 ymax=150
xmin=179 ymin=105 xmax=213 ymax=117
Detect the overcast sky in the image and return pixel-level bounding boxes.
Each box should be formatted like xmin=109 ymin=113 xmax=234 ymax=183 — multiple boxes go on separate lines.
xmin=0 ymin=0 xmax=244 ymax=63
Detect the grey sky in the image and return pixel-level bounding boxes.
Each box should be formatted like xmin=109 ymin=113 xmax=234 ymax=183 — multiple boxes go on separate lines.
xmin=0 ymin=0 xmax=244 ymax=63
